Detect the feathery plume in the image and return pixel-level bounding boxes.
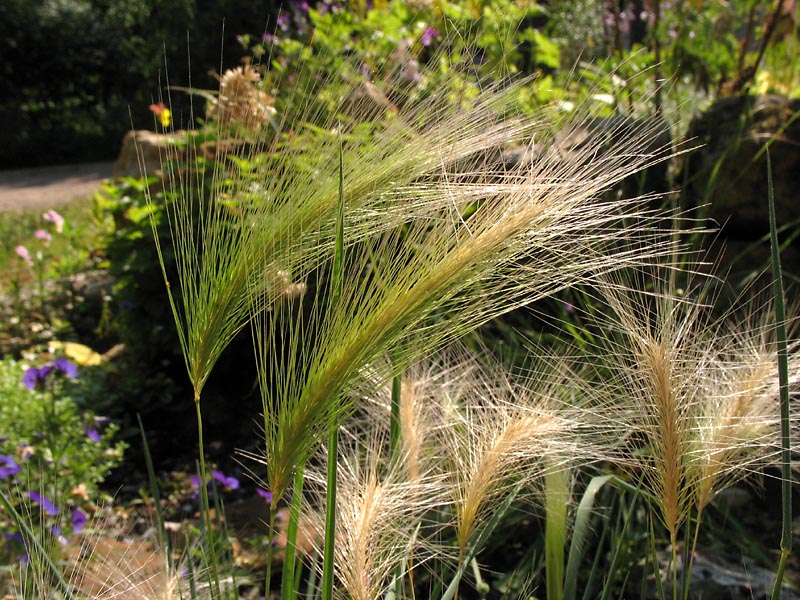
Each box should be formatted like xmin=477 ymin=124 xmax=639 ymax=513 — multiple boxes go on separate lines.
xmin=596 ymin=265 xmax=800 ymax=542
xmin=250 ymin=93 xmax=682 ymax=503
xmin=434 ymin=355 xmax=594 ymax=555
xmin=306 ymin=432 xmax=445 ymax=600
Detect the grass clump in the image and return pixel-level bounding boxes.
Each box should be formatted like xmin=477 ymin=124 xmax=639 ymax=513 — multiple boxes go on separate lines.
xmin=4 ymin=14 xmax=799 ymax=600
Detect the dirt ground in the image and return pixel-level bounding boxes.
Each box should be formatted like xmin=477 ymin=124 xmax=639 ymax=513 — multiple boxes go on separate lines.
xmin=0 ymin=162 xmax=115 ymax=212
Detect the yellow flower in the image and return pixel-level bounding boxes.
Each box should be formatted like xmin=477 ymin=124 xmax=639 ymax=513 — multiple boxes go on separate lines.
xmin=148 ymin=102 xmax=172 ymax=128
xmin=159 ymin=108 xmax=172 ymax=128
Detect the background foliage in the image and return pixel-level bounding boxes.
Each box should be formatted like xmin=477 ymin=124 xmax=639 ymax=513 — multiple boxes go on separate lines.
xmin=0 ymin=0 xmax=280 ymax=167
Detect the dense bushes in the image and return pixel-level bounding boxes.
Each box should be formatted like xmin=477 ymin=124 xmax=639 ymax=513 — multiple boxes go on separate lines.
xmin=0 ymin=0 xmax=278 ymax=168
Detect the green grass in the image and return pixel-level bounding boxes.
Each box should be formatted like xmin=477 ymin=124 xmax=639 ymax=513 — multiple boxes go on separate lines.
xmin=0 ymin=196 xmax=109 ymax=294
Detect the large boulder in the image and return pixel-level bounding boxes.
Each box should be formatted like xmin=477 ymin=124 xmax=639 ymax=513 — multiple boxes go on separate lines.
xmin=682 ymin=95 xmax=800 ymax=239
xmin=113 ymin=130 xmax=186 ymax=180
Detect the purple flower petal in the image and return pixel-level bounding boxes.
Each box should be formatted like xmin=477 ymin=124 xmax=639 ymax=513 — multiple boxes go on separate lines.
xmin=211 ymin=470 xmax=240 ymax=490
xmin=23 ymin=365 xmax=55 ymax=391
xmin=256 ymin=488 xmax=273 ymax=503
xmin=85 ymin=427 xmax=101 ymax=443
xmin=71 ymin=508 xmax=88 ymax=533
xmin=421 ymin=27 xmax=440 ymax=47
xmin=22 ymin=367 xmax=40 ymax=390
xmin=53 ymin=357 xmax=78 ymax=378
xmin=189 ymin=474 xmax=200 ymax=489
xmin=0 ymin=455 xmax=22 ymax=479
xmin=28 ymin=491 xmax=59 ymax=516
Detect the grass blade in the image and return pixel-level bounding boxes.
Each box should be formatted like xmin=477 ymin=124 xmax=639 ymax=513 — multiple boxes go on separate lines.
xmin=281 ymin=467 xmax=306 ymax=600
xmin=766 ymin=149 xmax=792 ymax=600
xmin=565 ymin=474 xmax=614 ymax=600
xmin=441 ymin=480 xmax=526 ymax=600
xmin=545 ymin=465 xmax=570 ymax=600
xmin=137 ymin=415 xmax=171 ymax=566
xmin=321 ymin=142 xmax=347 ymax=600
xmin=0 ymin=489 xmax=78 ymax=600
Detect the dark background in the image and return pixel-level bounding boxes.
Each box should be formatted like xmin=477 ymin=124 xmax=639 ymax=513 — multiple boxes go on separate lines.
xmin=0 ymin=0 xmax=279 ymax=168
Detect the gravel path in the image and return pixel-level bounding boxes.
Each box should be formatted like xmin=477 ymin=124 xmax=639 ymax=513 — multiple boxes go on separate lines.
xmin=0 ymin=162 xmax=115 ymax=212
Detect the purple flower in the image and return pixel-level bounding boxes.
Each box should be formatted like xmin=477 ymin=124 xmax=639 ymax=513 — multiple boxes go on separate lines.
xmin=256 ymin=488 xmax=273 ymax=503
xmin=53 ymin=357 xmax=78 ymax=379
xmin=23 ymin=358 xmax=77 ymax=390
xmin=276 ymin=12 xmax=290 ymax=32
xmin=28 ymin=491 xmax=59 ymax=516
xmin=211 ymin=470 xmax=240 ymax=490
xmin=5 ymin=532 xmax=28 ymax=564
xmin=85 ymin=427 xmax=101 ymax=442
xmin=23 ymin=365 xmax=54 ymax=390
xmin=421 ymin=27 xmax=440 ymax=47
xmin=71 ymin=508 xmax=88 ymax=533
xmin=42 ymin=210 xmax=64 ymax=233
xmin=15 ymin=245 xmax=32 ymax=263
xmin=34 ymin=229 xmax=52 ymax=243
xmin=0 ymin=455 xmax=21 ymax=479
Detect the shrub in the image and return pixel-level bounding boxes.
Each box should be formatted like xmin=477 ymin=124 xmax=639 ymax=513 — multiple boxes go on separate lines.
xmin=0 ymin=355 xmax=125 ymax=562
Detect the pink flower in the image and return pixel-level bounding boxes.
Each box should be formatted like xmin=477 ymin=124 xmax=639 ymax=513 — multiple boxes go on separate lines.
xmin=42 ymin=210 xmax=64 ymax=233
xmin=421 ymin=27 xmax=440 ymax=47
xmin=15 ymin=245 xmax=32 ymax=263
xmin=34 ymin=229 xmax=52 ymax=243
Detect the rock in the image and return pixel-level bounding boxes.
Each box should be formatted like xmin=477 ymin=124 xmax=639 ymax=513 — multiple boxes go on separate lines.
xmin=113 ymin=130 xmax=186 ymax=180
xmin=682 ymin=95 xmax=800 ymax=240
xmin=633 ymin=546 xmax=800 ymax=599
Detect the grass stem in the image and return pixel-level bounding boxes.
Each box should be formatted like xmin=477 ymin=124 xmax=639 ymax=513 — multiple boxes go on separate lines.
xmin=766 ymin=150 xmax=792 ymax=600
xmin=194 ymin=389 xmax=221 ymax=600
xmin=321 ymin=425 xmax=338 ymax=600
xmin=281 ymin=468 xmax=305 ymax=600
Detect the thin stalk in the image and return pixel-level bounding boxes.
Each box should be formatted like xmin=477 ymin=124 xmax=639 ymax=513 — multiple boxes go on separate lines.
xmin=647 ymin=512 xmax=665 ymax=600
xmin=389 ymin=365 xmax=404 ymax=600
xmin=390 ymin=368 xmax=402 ymax=462
xmin=442 ymin=480 xmax=526 ymax=600
xmin=767 ymin=150 xmax=792 ymax=600
xmin=194 ymin=390 xmax=221 ymax=600
xmin=469 ymin=558 xmax=489 ymax=597
xmin=669 ymin=533 xmax=678 ymax=600
xmin=321 ymin=142 xmax=346 ymax=600
xmin=281 ymin=467 xmax=305 ymax=600
xmin=293 ymin=546 xmax=304 ymax=592
xmin=544 ymin=466 xmax=569 ymax=600
xmin=321 ymin=426 xmax=339 ymax=600
xmin=599 ymin=493 xmax=638 ymax=600
xmin=263 ymin=504 xmax=276 ymax=597
xmin=138 ymin=414 xmax=173 ymax=575
xmin=566 ymin=474 xmax=616 ymax=600
xmin=684 ymin=509 xmax=703 ymax=600
xmin=0 ymin=490 xmax=78 ymax=600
